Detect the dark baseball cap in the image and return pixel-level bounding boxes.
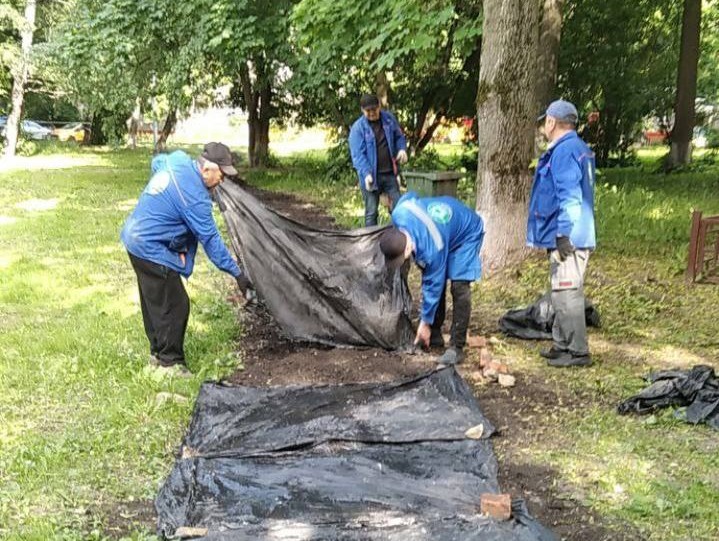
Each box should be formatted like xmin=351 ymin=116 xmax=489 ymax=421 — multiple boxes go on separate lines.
xmin=360 ymin=94 xmax=380 ymax=110
xmin=379 ymin=227 xmax=408 ymax=269
xmin=201 ymin=142 xmax=238 ymax=176
xmin=537 ymin=99 xmax=578 ymax=124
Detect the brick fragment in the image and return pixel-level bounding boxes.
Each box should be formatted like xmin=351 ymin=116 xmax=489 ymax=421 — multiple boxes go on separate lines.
xmin=480 ymin=493 xmax=512 ymax=520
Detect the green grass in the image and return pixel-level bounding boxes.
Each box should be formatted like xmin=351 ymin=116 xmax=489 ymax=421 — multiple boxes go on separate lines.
xmin=241 ymin=146 xmax=719 ymax=541
xmin=0 ymin=147 xmax=242 ymax=540
xmin=2 ymin=143 xmax=718 ymax=540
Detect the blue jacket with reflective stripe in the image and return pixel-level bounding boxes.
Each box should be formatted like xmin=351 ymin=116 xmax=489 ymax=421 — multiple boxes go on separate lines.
xmin=120 ymin=150 xmax=241 ymax=278
xmin=392 ymin=192 xmax=484 ymax=324
xmin=527 ymin=131 xmax=596 ymax=249
xmin=348 ymin=110 xmax=407 ymax=192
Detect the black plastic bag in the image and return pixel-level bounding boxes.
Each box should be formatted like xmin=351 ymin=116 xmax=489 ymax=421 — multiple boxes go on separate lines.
xmin=156 ymin=368 xmax=558 ymax=541
xmin=617 ymin=365 xmax=719 ymax=430
xmin=217 ymin=182 xmax=414 ymax=350
xmin=499 ymin=293 xmax=601 ymax=340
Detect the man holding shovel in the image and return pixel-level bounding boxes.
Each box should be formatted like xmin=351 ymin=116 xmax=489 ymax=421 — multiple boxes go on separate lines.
xmin=349 ymin=94 xmax=408 ymax=226
xmin=379 ymin=192 xmax=485 ymax=365
xmin=121 ymin=142 xmax=254 ymax=376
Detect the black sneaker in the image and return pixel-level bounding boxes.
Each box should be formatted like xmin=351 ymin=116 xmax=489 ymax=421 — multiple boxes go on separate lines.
xmin=540 ymin=347 xmax=566 ymax=360
xmin=547 ymin=352 xmax=592 ymax=367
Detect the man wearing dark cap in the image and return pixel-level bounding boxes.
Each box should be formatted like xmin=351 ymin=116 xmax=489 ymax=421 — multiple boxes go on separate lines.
xmin=121 ymin=142 xmax=254 ymax=376
xmin=379 ymin=192 xmax=484 ymax=365
xmin=349 ymin=94 xmax=408 ymax=226
xmin=528 ymin=100 xmax=596 ymax=367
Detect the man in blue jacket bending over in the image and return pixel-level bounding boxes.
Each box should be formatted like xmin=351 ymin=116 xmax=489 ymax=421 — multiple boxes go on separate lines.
xmin=528 ymin=100 xmax=596 ymax=368
xmin=121 ymin=142 xmax=253 ymax=375
xmin=349 ymin=94 xmax=408 ymax=226
xmin=379 ymin=192 xmax=484 ymax=365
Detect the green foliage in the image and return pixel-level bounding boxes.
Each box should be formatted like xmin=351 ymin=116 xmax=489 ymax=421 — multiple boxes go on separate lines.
xmin=559 ymin=0 xmax=682 ymax=165
xmin=291 ymin=0 xmax=482 ymax=142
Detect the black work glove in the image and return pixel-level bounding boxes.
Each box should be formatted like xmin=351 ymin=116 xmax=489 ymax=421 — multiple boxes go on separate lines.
xmin=236 ymin=274 xmax=256 ymax=303
xmin=556 ymin=235 xmax=575 ymax=261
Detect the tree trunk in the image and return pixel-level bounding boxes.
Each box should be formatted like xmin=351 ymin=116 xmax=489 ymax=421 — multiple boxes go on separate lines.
xmin=4 ymin=0 xmax=37 ymax=158
xmin=89 ymin=110 xmax=108 ymax=145
xmin=476 ymin=0 xmax=539 ymax=272
xmin=669 ymin=0 xmax=702 ymax=167
xmin=415 ymin=111 xmax=445 ymax=154
xmin=536 ymin=0 xmax=564 ymax=109
xmin=155 ymin=108 xmax=177 ymax=153
xmin=376 ymin=71 xmax=390 ymax=108
xmin=240 ymin=62 xmax=272 ymax=168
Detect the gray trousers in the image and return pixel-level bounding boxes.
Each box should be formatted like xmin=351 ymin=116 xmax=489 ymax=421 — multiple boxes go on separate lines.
xmin=549 ymin=249 xmax=590 ymax=356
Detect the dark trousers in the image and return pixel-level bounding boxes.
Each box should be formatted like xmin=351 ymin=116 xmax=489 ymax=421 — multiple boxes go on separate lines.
xmin=128 ymin=253 xmax=189 ymax=366
xmin=363 ymin=173 xmax=402 ymax=226
xmin=431 ymin=281 xmax=472 ymax=349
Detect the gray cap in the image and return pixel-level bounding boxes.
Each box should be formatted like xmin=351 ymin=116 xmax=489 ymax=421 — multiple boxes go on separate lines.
xmin=538 ymin=100 xmax=579 ymax=124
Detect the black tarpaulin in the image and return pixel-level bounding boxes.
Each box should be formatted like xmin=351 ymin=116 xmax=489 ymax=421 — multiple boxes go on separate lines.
xmin=216 ymin=182 xmax=414 ymax=350
xmin=617 ymin=365 xmax=719 ymax=430
xmin=155 ymin=368 xmax=557 ymax=541
xmin=499 ymin=293 xmax=601 ymax=340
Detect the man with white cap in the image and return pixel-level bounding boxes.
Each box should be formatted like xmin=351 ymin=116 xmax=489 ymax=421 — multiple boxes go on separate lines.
xmin=528 ymin=100 xmax=596 ymax=367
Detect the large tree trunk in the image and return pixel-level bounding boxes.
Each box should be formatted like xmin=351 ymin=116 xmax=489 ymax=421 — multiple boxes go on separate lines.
xmin=3 ymin=0 xmax=37 ymax=158
xmin=376 ymin=71 xmax=390 ymax=108
xmin=668 ymin=0 xmax=702 ymax=167
xmin=240 ymin=62 xmax=272 ymax=168
xmin=536 ymin=0 xmax=564 ymax=109
xmin=476 ymin=0 xmax=539 ymax=272
xmin=155 ymin=108 xmax=177 ymax=153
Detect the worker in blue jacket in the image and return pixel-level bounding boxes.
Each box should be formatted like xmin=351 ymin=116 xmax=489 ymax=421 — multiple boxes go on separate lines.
xmin=349 ymin=94 xmax=408 ymax=226
xmin=379 ymin=192 xmax=484 ymax=365
xmin=121 ymin=142 xmax=253 ymax=375
xmin=528 ymin=100 xmax=596 ymax=368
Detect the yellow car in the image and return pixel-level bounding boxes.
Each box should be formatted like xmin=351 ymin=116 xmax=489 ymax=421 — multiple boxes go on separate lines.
xmin=52 ymin=122 xmax=87 ymax=143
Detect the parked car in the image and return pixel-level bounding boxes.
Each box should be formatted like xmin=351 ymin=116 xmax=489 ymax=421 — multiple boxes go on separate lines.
xmin=52 ymin=122 xmax=87 ymax=143
xmin=0 ymin=118 xmax=53 ymax=140
xmin=22 ymin=120 xmax=52 ymax=140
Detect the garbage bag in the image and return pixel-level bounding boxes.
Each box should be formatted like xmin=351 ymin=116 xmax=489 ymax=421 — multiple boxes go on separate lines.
xmin=617 ymin=365 xmax=719 ymax=430
xmin=155 ymin=368 xmax=558 ymax=541
xmin=499 ymin=293 xmax=601 ymax=340
xmin=216 ymin=182 xmax=414 ymax=350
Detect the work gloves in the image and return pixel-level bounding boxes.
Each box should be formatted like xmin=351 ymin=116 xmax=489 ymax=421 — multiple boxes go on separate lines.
xmin=556 ymin=235 xmax=575 ymax=261
xmin=236 ymin=274 xmax=257 ymax=303
xmin=396 ymin=150 xmax=408 ymax=165
xmin=364 ymin=174 xmax=374 ymax=191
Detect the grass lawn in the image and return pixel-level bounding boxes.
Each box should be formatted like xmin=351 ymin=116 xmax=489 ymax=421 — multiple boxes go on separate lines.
xmin=0 ymin=147 xmax=242 ymax=540
xmin=1 ymin=143 xmax=718 ymax=540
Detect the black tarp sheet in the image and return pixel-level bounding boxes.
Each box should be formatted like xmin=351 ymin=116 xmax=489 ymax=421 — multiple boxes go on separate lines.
xmin=156 ymin=368 xmax=557 ymax=541
xmin=499 ymin=293 xmax=601 ymax=340
xmin=617 ymin=365 xmax=719 ymax=430
xmin=217 ymin=182 xmax=414 ymax=350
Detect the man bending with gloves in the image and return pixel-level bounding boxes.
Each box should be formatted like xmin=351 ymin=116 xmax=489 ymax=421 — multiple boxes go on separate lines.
xmin=121 ymin=142 xmax=254 ymax=376
xmin=528 ymin=100 xmax=596 ymax=368
xmin=379 ymin=192 xmax=484 ymax=365
xmin=349 ymin=93 xmax=408 ymax=226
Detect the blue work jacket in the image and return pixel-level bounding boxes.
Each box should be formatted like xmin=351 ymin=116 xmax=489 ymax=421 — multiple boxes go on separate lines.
xmin=527 ymin=131 xmax=596 ymax=249
xmin=348 ymin=110 xmax=407 ymax=192
xmin=392 ymin=192 xmax=484 ymax=324
xmin=121 ymin=151 xmax=241 ymax=278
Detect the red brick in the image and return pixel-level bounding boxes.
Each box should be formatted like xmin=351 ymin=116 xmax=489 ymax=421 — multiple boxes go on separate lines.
xmin=479 ymin=347 xmax=492 ymax=367
xmin=467 ymin=335 xmax=487 ymax=349
xmin=480 ymin=493 xmax=512 ymax=520
xmin=487 ymin=360 xmax=509 ymax=374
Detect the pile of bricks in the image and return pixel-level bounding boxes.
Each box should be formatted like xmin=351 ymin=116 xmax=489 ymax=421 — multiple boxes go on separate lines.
xmin=465 ymin=335 xmax=516 ymax=388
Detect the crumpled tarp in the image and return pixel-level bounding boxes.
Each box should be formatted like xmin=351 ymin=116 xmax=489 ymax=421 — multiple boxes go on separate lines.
xmin=216 ymin=182 xmax=414 ymax=350
xmin=155 ymin=368 xmax=558 ymax=541
xmin=499 ymin=293 xmax=601 ymax=340
xmin=617 ymin=365 xmax=719 ymax=430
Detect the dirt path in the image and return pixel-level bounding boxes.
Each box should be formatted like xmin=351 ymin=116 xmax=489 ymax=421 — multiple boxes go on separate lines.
xmin=228 ymin=182 xmax=645 ymax=541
